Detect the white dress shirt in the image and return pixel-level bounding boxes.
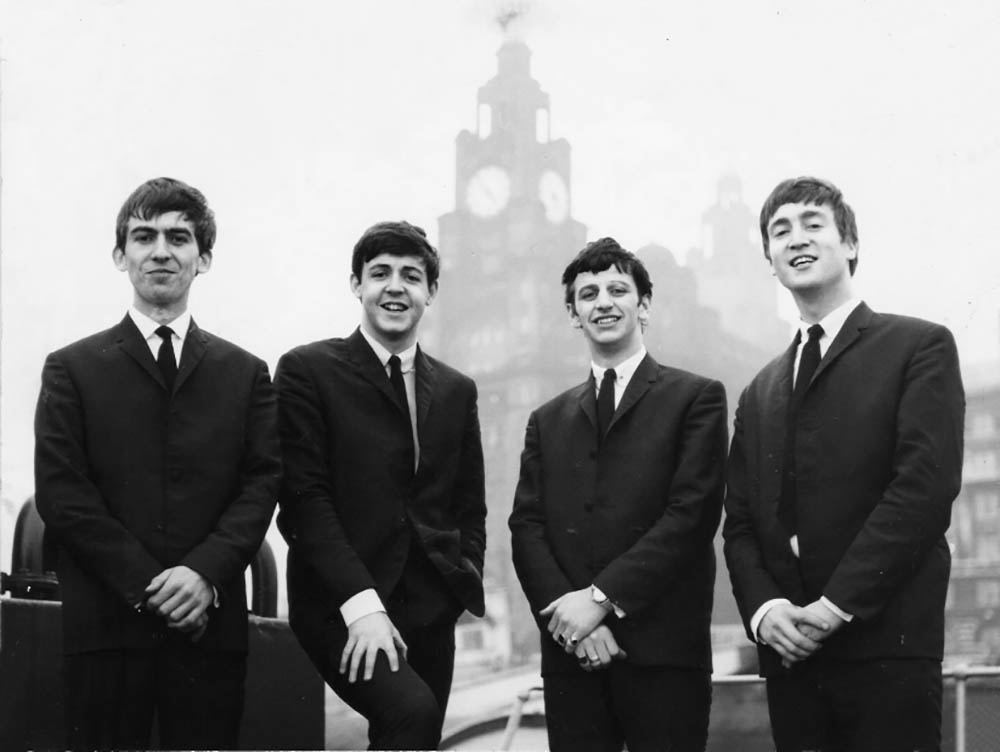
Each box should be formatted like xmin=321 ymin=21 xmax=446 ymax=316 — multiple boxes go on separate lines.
xmin=590 ymin=346 xmax=647 ymax=409
xmin=340 ymin=327 xmax=422 ymax=627
xmin=127 ymin=308 xmax=222 ymax=607
xmin=588 ymin=346 xmax=648 ymax=618
xmin=750 ymin=299 xmax=861 ymax=642
xmin=128 ymin=308 xmax=191 ymax=362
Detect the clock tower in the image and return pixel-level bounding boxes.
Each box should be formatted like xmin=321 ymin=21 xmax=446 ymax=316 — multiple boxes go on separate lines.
xmin=431 ymin=36 xmax=587 ymax=662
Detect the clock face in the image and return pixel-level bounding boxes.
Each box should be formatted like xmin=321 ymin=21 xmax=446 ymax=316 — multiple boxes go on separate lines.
xmin=466 ymin=165 xmax=510 ymax=218
xmin=538 ymin=169 xmax=569 ymax=224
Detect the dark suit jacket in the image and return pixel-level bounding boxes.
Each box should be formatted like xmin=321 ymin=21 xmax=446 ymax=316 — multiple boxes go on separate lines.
xmin=275 ymin=328 xmax=486 ymax=644
xmin=723 ymin=303 xmax=965 ymax=676
xmin=34 ymin=315 xmax=281 ymax=654
xmin=509 ymin=354 xmax=728 ymax=674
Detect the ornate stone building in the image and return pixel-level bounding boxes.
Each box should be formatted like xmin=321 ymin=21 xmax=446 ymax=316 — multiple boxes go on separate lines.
xmin=428 ymin=36 xmax=787 ymax=670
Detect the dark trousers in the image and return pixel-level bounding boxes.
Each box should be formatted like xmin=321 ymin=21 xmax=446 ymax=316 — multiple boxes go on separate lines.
xmin=543 ymin=662 xmax=711 ymax=752
xmin=305 ymin=543 xmax=463 ymax=750
xmin=63 ymin=636 xmax=247 ymax=751
xmin=314 ymin=618 xmax=457 ymax=751
xmin=766 ymin=657 xmax=942 ymax=752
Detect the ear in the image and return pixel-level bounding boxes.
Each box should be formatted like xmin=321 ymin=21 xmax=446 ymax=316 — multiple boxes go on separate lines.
xmin=637 ymin=295 xmax=651 ymax=326
xmin=426 ymin=280 xmax=439 ymax=306
xmin=566 ymin=302 xmax=582 ymax=329
xmin=195 ymin=252 xmax=212 ymax=275
xmin=846 ymin=242 xmax=859 ymax=262
xmin=350 ymin=274 xmax=362 ymax=299
xmin=112 ymin=247 xmax=127 ymax=271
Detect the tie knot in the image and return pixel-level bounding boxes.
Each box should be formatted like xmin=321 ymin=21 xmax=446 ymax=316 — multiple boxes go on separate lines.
xmin=388 ymin=354 xmax=402 ymax=372
xmin=806 ymin=324 xmax=824 ymax=342
xmin=602 ymin=368 xmax=617 ymax=385
xmin=155 ymin=325 xmax=174 ymax=343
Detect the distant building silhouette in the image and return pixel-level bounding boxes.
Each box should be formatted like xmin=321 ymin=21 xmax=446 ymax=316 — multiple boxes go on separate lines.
xmin=689 ymin=174 xmax=790 ymax=354
xmin=945 ymin=361 xmax=1000 ymax=665
xmin=428 ymin=35 xmax=787 ymax=672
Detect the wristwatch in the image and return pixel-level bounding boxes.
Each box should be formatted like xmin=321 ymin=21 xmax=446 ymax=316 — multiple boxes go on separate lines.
xmin=591 ymin=585 xmax=613 ymax=611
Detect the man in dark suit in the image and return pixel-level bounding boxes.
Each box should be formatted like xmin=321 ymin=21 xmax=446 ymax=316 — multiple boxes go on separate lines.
xmin=34 ymin=177 xmax=281 ymax=751
xmin=723 ymin=176 xmax=965 ymax=751
xmin=276 ymin=220 xmax=486 ymax=750
xmin=509 ymin=238 xmax=728 ymax=752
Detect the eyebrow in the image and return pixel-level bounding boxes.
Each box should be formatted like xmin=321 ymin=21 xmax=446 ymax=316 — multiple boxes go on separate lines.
xmin=129 ymin=225 xmax=193 ymax=237
xmin=768 ymin=217 xmax=791 ymax=234
xmin=799 ymin=209 xmax=827 ymax=222
xmin=369 ymin=263 xmax=425 ymax=275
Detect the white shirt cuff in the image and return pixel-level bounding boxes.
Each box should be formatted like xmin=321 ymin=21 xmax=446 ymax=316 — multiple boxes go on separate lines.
xmin=750 ymin=598 xmax=792 ymax=644
xmin=820 ymin=596 xmax=854 ymax=622
xmin=592 ymin=585 xmax=626 ymax=619
xmin=340 ymin=588 xmax=386 ymax=626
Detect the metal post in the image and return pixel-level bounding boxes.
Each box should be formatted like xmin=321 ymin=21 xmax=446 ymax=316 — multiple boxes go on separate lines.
xmin=954 ymin=664 xmax=967 ymax=752
xmin=498 ymin=687 xmax=531 ymax=751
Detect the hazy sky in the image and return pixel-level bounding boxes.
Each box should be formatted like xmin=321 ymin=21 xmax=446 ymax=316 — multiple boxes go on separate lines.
xmin=2 ymin=0 xmax=999 ymax=561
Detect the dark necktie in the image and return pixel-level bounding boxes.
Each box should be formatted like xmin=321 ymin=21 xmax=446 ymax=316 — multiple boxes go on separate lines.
xmin=388 ymin=355 xmax=409 ymax=415
xmin=779 ymin=324 xmax=824 ymax=536
xmin=792 ymin=324 xmax=824 ymax=405
xmin=597 ymin=368 xmax=617 ymax=443
xmin=155 ymin=325 xmax=177 ymax=389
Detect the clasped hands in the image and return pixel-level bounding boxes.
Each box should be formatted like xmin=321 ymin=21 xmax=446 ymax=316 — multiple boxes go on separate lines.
xmin=759 ymin=599 xmax=846 ymax=667
xmin=541 ymin=588 xmax=627 ymax=672
xmin=143 ymin=565 xmax=214 ymax=641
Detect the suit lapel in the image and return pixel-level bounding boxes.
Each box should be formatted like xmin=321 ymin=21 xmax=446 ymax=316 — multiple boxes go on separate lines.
xmin=174 ymin=319 xmax=208 ymax=394
xmin=577 ymin=374 xmax=598 ymax=430
xmin=808 ymin=302 xmax=873 ymax=388
xmin=414 ymin=346 xmax=435 ymax=433
xmin=347 ymin=328 xmax=406 ymax=415
xmin=115 ymin=315 xmax=168 ymax=390
xmin=761 ymin=336 xmax=798 ymax=456
xmin=608 ymin=353 xmax=657 ymax=431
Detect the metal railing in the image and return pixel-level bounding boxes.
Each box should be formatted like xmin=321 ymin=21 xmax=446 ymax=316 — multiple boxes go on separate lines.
xmin=443 ymin=666 xmax=1000 ymax=752
xmin=949 ymin=665 xmax=1000 ymax=752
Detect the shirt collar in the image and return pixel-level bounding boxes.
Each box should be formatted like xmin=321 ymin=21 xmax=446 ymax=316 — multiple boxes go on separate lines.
xmin=798 ymin=298 xmax=862 ymax=347
xmin=128 ymin=308 xmax=191 ymax=342
xmin=591 ymin=346 xmax=647 ymax=386
xmin=359 ymin=325 xmax=417 ymax=373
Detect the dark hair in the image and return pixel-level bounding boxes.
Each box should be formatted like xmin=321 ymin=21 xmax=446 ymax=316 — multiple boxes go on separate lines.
xmin=561 ymin=237 xmax=653 ymax=306
xmin=115 ymin=177 xmax=216 ymax=255
xmin=759 ymin=176 xmax=859 ymax=275
xmin=351 ymin=221 xmax=440 ymax=287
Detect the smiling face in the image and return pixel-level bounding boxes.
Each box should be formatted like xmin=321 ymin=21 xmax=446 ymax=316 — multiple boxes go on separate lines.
xmin=351 ymin=252 xmax=437 ymax=352
xmin=113 ymin=211 xmax=211 ymax=322
xmin=567 ymin=266 xmax=650 ymax=365
xmin=766 ymin=202 xmax=857 ymax=310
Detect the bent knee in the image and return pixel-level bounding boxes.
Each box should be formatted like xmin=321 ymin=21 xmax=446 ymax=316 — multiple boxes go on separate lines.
xmin=371 ymin=684 xmax=442 ymax=749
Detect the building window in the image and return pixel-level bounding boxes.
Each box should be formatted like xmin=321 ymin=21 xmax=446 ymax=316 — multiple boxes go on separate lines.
xmin=971 ymin=412 xmax=997 ymax=440
xmin=478 ymin=103 xmax=492 ymax=138
xmin=976 ymin=580 xmax=1000 ymax=608
xmin=977 ymin=535 xmax=1000 ymax=563
xmin=460 ymin=628 xmax=485 ymax=651
xmin=536 ymin=107 xmax=550 ymax=143
xmin=975 ymin=490 xmax=1000 ymax=521
xmin=966 ymin=451 xmax=998 ymax=482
